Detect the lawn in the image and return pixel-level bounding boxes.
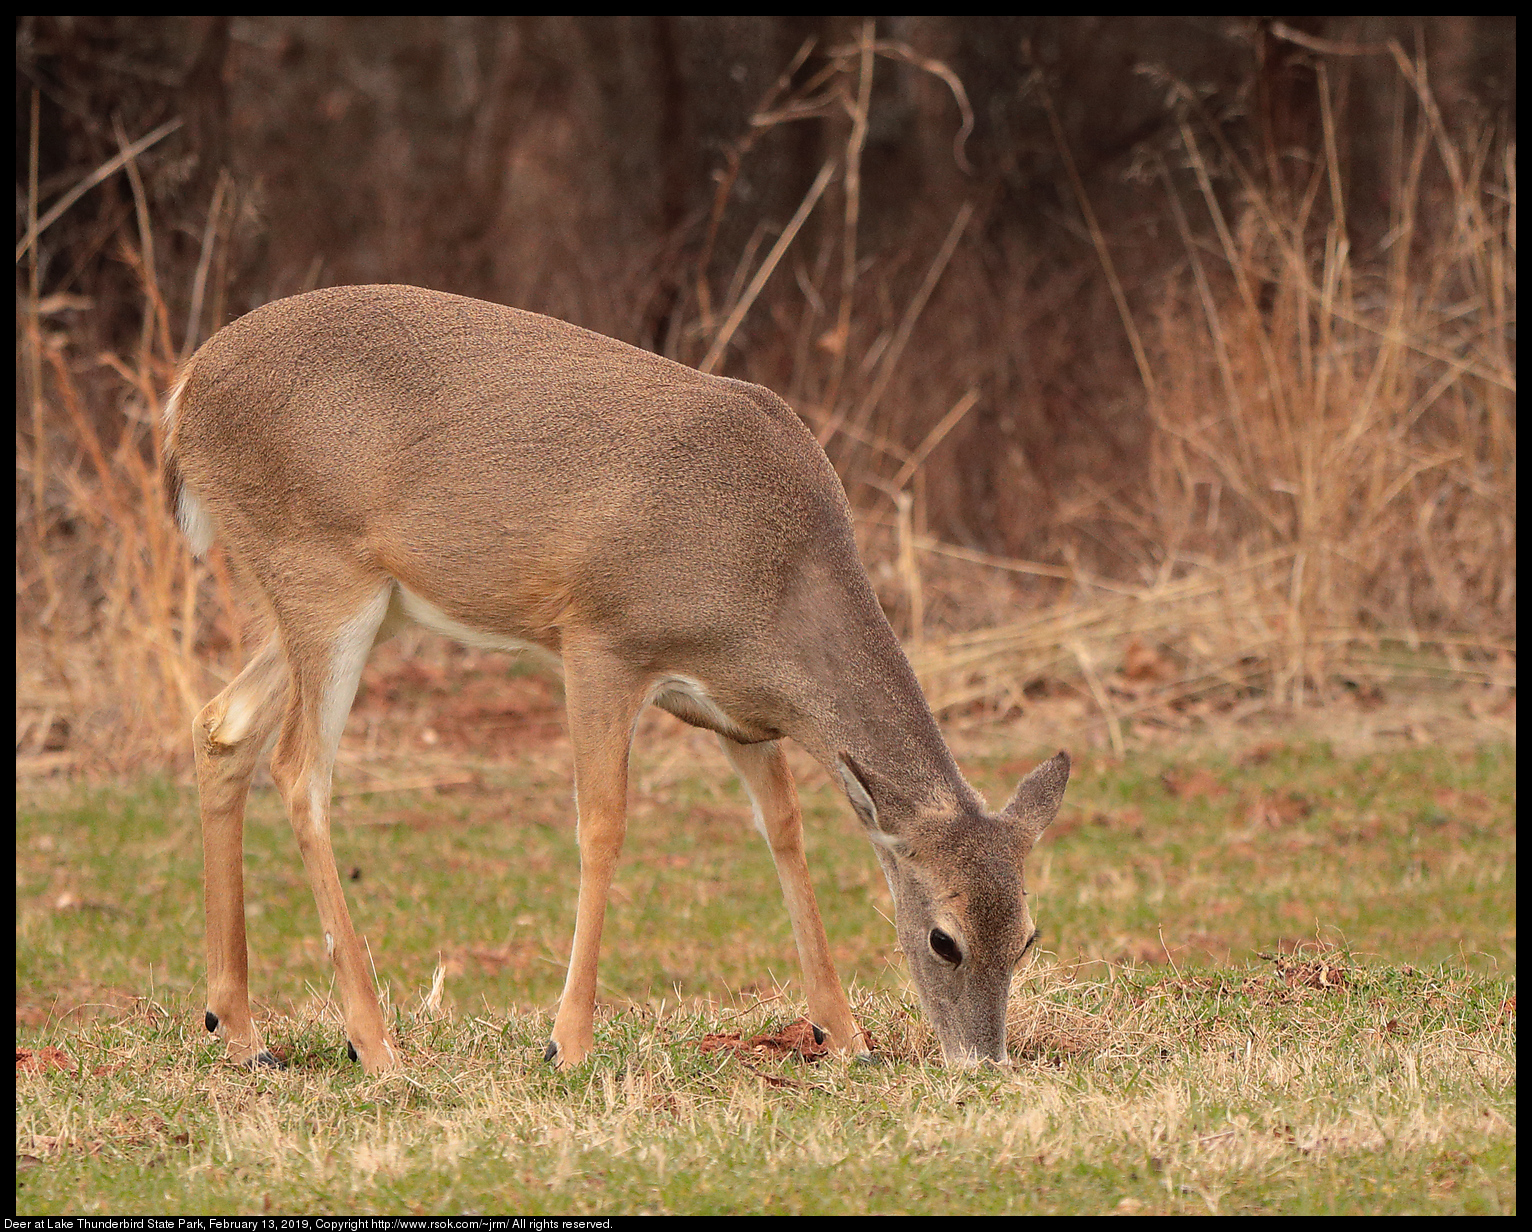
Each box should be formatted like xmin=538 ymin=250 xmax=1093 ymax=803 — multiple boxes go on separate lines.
xmin=15 ymin=719 xmax=1516 ymax=1214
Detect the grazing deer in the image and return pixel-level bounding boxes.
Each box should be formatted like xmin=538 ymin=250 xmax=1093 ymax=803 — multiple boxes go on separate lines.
xmin=164 ymin=284 xmax=1069 ymax=1071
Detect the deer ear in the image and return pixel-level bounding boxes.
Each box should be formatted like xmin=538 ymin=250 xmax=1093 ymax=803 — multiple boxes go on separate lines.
xmin=837 ymin=754 xmax=879 ymax=829
xmin=837 ymin=754 xmax=905 ymax=852
xmin=1002 ymin=750 xmax=1071 ymax=849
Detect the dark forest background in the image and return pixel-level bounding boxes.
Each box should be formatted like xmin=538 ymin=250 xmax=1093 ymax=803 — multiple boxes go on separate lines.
xmin=15 ymin=17 xmax=1516 ymax=763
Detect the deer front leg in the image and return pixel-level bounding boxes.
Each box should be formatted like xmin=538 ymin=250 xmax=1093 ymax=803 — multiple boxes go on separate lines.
xmin=546 ymin=639 xmax=646 ymax=1068
xmin=719 ymin=736 xmax=864 ymax=1056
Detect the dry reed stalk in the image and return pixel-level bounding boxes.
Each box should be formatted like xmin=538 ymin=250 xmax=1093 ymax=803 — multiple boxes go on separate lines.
xmin=16 ymin=158 xmax=244 ymax=771
xmin=693 ymin=34 xmax=819 ymax=336
xmin=818 ymin=20 xmax=876 ymax=420
xmin=841 ymin=201 xmax=973 ymax=448
xmin=890 ymin=388 xmax=980 ymax=492
xmin=25 ymin=90 xmax=46 ymax=523
xmin=699 ymin=159 xmax=837 ymax=375
xmin=113 ymin=117 xmax=175 ymax=367
xmin=182 ymin=169 xmax=231 ymax=361
xmin=893 ymin=490 xmax=924 ymax=646
xmin=1068 ymin=640 xmax=1125 ymax=756
xmin=1099 ymin=43 xmax=1515 ymax=709
xmin=717 ymin=222 xmax=770 ymax=331
xmin=13 ymin=116 xmax=184 ymax=264
xmin=1037 ymin=73 xmax=1157 ymax=402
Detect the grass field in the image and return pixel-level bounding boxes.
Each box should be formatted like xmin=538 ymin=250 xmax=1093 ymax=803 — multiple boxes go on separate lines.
xmin=15 ymin=715 xmax=1516 ymax=1214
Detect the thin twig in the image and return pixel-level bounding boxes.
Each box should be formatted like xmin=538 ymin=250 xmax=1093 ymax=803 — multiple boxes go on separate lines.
xmin=700 ymin=159 xmax=837 ymax=375
xmin=1267 ymin=21 xmax=1391 ymax=57
xmin=890 ymin=386 xmax=980 ymax=491
xmin=14 ymin=117 xmax=184 ymax=263
xmin=1037 ymin=76 xmax=1156 ymax=401
xmin=838 ymin=202 xmax=973 ymax=444
xmin=867 ymin=40 xmax=975 ymax=173
xmin=820 ymin=21 xmax=876 ymax=419
xmin=182 ymin=169 xmax=230 ymax=362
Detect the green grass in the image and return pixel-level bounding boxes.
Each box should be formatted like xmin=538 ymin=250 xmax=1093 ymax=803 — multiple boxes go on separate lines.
xmin=15 ymin=734 xmax=1515 ymax=1213
xmin=1023 ymin=741 xmax=1516 ymax=971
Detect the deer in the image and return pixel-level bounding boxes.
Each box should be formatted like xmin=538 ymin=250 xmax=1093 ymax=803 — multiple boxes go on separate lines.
xmin=163 ymin=284 xmax=1070 ymax=1073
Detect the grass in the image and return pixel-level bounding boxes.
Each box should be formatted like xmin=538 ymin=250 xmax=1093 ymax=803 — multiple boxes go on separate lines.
xmin=15 ymin=728 xmax=1516 ymax=1214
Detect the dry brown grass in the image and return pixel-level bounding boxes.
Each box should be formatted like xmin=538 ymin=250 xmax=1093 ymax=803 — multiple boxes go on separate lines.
xmin=14 ymin=960 xmax=1515 ymax=1213
xmin=14 ymin=38 xmax=1514 ymax=775
xmin=1133 ymin=51 xmax=1515 ymax=700
xmin=899 ymin=44 xmax=1515 ymax=730
xmin=17 ymin=202 xmax=236 ymax=773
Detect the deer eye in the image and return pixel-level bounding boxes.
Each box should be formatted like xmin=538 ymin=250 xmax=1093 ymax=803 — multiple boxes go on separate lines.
xmin=929 ymin=928 xmax=963 ymax=967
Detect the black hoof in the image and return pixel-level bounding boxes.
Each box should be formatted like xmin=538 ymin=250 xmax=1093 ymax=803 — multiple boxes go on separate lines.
xmin=205 ymin=1010 xmax=219 ymax=1034
xmin=248 ymin=1050 xmax=286 ymax=1071
xmin=543 ymin=1040 xmax=559 ymax=1063
xmin=811 ymin=1023 xmax=826 ymax=1045
xmin=346 ymin=1040 xmax=358 ymax=1064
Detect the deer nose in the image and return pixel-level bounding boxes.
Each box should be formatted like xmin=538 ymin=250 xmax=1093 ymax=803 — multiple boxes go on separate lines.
xmin=943 ymin=1042 xmax=1011 ymax=1068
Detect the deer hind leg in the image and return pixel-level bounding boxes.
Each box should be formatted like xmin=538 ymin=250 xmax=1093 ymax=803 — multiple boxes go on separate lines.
xmin=266 ymin=583 xmax=399 ymax=1073
xmin=195 ymin=632 xmax=290 ymax=1068
xmin=545 ymin=636 xmax=648 ymax=1068
xmin=719 ymin=736 xmax=864 ymax=1056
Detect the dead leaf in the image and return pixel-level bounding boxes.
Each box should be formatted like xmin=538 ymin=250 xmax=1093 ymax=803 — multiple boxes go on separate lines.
xmin=696 ymin=1017 xmax=830 ymax=1061
xmin=17 ymin=1047 xmax=74 ymax=1073
xmin=1260 ymin=952 xmax=1349 ymax=990
xmin=1162 ymin=768 xmax=1228 ymax=800
xmin=1090 ymin=805 xmax=1144 ymax=832
xmin=1237 ymin=741 xmax=1286 ymax=767
xmin=1122 ymin=637 xmax=1175 ymax=682
xmin=1245 ymin=791 xmax=1311 ymax=828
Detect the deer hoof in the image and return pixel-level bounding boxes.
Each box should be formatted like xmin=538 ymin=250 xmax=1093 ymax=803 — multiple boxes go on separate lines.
xmin=346 ymin=1040 xmax=358 ymax=1064
xmin=542 ymin=1040 xmax=559 ymax=1064
xmin=205 ymin=1010 xmax=219 ymax=1034
xmin=247 ymin=1050 xmax=286 ymax=1071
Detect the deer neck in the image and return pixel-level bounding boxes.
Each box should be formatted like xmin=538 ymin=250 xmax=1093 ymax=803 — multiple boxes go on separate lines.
xmin=777 ymin=567 xmax=977 ymax=816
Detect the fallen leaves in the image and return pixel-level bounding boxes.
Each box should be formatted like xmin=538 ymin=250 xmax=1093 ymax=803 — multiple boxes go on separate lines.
xmin=1161 ymin=767 xmax=1229 ymax=801
xmin=17 ymin=1045 xmax=128 ymax=1078
xmin=16 ymin=1046 xmax=74 ymax=1074
xmin=1122 ymin=637 xmax=1177 ymax=684
xmin=1258 ymin=950 xmax=1350 ymax=991
xmin=695 ymin=1018 xmax=841 ymax=1089
xmin=696 ymin=1017 xmax=830 ymax=1062
xmin=1244 ymin=791 xmax=1313 ymax=829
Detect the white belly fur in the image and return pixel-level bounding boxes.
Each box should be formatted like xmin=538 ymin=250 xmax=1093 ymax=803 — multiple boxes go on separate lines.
xmin=388 ymin=583 xmax=740 ymax=735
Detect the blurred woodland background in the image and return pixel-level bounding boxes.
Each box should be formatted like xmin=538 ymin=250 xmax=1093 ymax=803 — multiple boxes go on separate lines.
xmin=15 ymin=17 xmax=1516 ymax=769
